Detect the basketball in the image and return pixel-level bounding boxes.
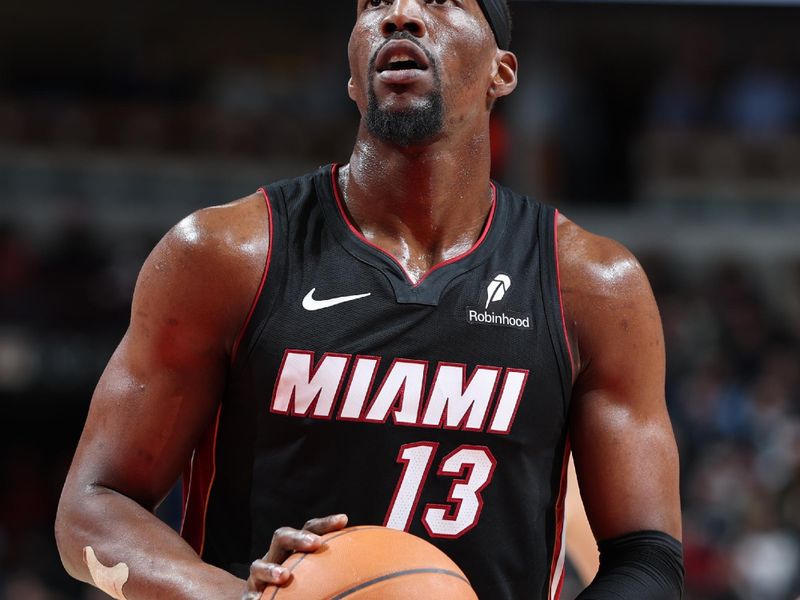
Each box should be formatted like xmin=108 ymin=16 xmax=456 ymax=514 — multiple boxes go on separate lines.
xmin=260 ymin=526 xmax=479 ymax=600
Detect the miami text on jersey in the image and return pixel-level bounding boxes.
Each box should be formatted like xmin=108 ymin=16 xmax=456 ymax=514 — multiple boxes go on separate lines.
xmin=270 ymin=350 xmax=529 ymax=435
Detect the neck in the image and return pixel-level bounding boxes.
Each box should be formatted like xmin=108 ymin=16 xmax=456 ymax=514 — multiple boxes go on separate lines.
xmin=340 ymin=122 xmax=494 ymax=283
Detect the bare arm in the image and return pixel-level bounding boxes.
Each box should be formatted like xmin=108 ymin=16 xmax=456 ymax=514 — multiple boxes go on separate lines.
xmin=558 ymin=215 xmax=682 ymax=595
xmin=55 ymin=195 xmax=269 ymax=599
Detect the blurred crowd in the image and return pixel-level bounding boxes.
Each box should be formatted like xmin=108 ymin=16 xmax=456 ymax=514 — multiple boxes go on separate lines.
xmin=3 ymin=7 xmax=800 ymax=210
xmin=0 ymin=217 xmax=158 ymax=599
xmin=1 ymin=2 xmax=800 ymax=599
xmin=653 ymin=257 xmax=800 ymax=600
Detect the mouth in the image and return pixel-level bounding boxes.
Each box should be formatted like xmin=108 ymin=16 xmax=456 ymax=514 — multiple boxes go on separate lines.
xmin=383 ymin=59 xmax=425 ymax=72
xmin=375 ymin=39 xmax=431 ymax=75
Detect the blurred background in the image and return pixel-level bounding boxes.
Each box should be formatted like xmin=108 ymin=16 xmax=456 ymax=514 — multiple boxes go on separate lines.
xmin=1 ymin=0 xmax=799 ymax=598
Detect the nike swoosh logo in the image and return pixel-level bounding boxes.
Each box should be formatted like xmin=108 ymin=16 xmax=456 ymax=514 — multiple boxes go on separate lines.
xmin=302 ymin=288 xmax=372 ymax=311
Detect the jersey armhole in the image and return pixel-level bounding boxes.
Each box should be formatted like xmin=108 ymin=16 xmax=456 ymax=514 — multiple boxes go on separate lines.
xmin=229 ymin=187 xmax=274 ymax=366
xmin=553 ymin=210 xmax=576 ymax=381
xmin=547 ymin=435 xmax=572 ymax=600
xmin=181 ymin=189 xmax=273 ymax=553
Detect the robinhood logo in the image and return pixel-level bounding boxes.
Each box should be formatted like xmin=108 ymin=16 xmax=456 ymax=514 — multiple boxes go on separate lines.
xmin=485 ymin=274 xmax=511 ymax=308
xmin=467 ymin=274 xmax=532 ymax=330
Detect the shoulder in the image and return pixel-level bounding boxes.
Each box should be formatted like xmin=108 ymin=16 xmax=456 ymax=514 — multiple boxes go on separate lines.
xmin=556 ymin=212 xmax=661 ymax=377
xmin=151 ymin=191 xmax=269 ymax=288
xmin=133 ymin=192 xmax=270 ymax=355
xmin=164 ymin=192 xmax=269 ymax=263
xmin=556 ymin=212 xmax=650 ymax=297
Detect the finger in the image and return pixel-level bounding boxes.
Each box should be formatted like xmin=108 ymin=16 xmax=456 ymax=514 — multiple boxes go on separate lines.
xmin=247 ymin=559 xmax=291 ymax=589
xmin=302 ymin=514 xmax=349 ymax=536
xmin=265 ymin=527 xmax=323 ymax=564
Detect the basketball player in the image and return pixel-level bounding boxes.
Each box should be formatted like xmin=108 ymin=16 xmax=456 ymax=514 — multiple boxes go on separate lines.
xmin=56 ymin=1 xmax=684 ymax=598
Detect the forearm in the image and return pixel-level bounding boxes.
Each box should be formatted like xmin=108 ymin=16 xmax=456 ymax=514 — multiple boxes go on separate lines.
xmin=56 ymin=483 xmax=244 ymax=600
xmin=576 ymin=531 xmax=684 ymax=600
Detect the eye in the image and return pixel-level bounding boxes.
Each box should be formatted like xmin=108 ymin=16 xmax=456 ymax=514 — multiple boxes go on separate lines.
xmin=425 ymin=0 xmax=450 ymax=4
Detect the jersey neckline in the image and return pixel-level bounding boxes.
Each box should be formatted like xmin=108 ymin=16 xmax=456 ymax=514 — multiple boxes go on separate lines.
xmin=317 ymin=164 xmax=508 ymax=306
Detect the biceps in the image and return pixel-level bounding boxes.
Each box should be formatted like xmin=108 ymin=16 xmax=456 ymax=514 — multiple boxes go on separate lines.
xmin=569 ymin=388 xmax=681 ymax=542
xmin=70 ymin=335 xmax=225 ymax=509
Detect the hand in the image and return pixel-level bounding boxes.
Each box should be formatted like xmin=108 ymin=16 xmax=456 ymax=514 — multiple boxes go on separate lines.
xmin=241 ymin=514 xmax=348 ymax=600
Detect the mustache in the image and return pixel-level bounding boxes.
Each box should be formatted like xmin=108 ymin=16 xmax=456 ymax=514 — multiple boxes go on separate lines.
xmin=368 ymin=31 xmax=437 ymax=74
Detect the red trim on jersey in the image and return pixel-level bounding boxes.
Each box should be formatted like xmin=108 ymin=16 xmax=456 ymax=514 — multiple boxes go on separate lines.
xmin=330 ymin=165 xmax=497 ymax=288
xmin=180 ymin=405 xmax=222 ymax=554
xmin=180 ymin=189 xmax=274 ymax=555
xmin=197 ymin=405 xmax=223 ymax=556
xmin=547 ymin=438 xmax=571 ymax=600
xmin=230 ymin=188 xmax=274 ymax=365
xmin=553 ymin=210 xmax=575 ymax=380
xmin=179 ymin=455 xmax=195 ymax=537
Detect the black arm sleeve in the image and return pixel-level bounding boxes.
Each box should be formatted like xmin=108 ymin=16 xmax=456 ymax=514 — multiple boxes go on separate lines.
xmin=575 ymin=530 xmax=685 ymax=600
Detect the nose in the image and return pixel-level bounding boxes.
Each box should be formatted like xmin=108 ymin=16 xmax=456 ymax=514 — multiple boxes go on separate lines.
xmin=381 ymin=0 xmax=426 ymax=38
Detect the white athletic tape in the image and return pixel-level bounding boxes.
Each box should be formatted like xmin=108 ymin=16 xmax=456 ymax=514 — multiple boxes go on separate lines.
xmin=83 ymin=546 xmax=130 ymax=600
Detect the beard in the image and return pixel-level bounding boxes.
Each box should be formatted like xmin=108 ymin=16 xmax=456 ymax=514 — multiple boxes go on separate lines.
xmin=366 ymin=87 xmax=444 ymax=147
xmin=365 ymin=36 xmax=444 ymax=147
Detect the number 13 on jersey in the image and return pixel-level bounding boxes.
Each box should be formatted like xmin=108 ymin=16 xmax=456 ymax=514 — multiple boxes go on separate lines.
xmin=384 ymin=442 xmax=497 ymax=539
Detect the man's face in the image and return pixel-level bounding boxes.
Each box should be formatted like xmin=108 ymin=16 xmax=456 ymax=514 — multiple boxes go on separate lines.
xmin=349 ymin=0 xmax=501 ymax=147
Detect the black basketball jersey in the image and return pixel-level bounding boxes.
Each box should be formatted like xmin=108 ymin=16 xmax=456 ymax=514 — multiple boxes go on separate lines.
xmin=181 ymin=165 xmax=574 ymax=599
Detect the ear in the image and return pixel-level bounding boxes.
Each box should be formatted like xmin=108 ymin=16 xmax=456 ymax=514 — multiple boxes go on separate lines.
xmin=348 ymin=77 xmax=358 ymax=102
xmin=488 ymin=50 xmax=518 ymax=100
xmin=347 ymin=75 xmax=368 ymax=115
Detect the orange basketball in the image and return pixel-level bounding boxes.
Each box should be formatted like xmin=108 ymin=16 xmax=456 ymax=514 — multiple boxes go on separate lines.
xmin=261 ymin=526 xmax=478 ymax=600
